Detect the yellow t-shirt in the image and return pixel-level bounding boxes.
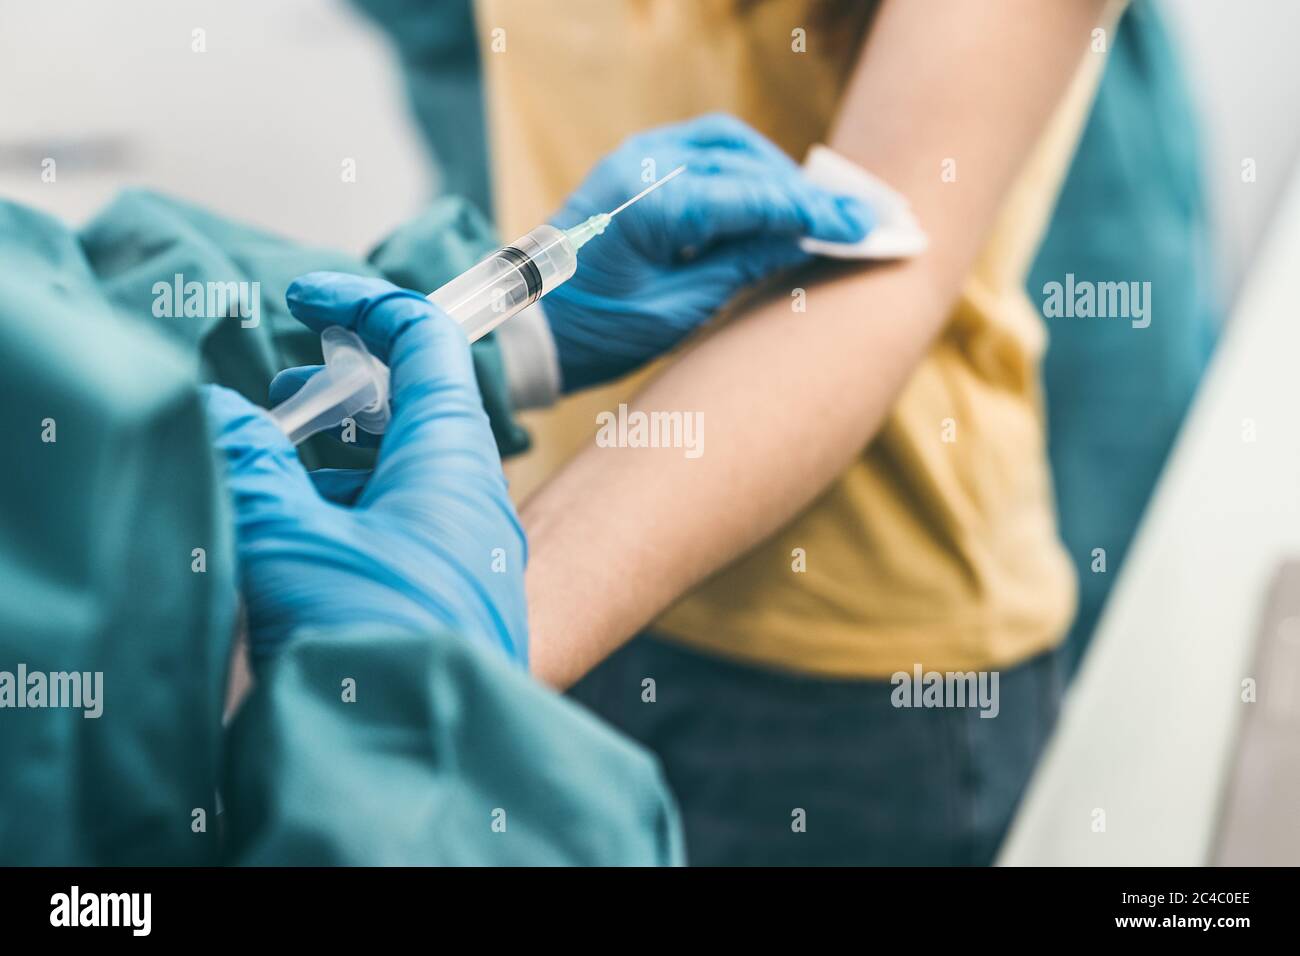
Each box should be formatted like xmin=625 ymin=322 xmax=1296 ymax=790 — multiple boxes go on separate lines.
xmin=476 ymin=0 xmax=1114 ymax=678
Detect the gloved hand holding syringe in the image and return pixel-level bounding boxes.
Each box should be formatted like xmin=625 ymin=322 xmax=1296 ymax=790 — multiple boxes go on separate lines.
xmin=268 ymin=165 xmax=687 ymax=445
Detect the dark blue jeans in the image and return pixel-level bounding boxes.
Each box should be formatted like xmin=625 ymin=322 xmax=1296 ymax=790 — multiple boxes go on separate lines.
xmin=569 ymin=635 xmax=1064 ymax=865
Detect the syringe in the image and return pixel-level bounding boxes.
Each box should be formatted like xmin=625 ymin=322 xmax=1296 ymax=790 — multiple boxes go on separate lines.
xmin=432 ymin=164 xmax=687 ymax=342
xmin=269 ymin=164 xmax=687 ymax=446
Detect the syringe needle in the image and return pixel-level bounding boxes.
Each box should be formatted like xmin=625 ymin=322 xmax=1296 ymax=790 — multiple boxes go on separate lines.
xmin=563 ymin=163 xmax=689 ymax=252
xmin=606 ymin=164 xmax=687 ymax=219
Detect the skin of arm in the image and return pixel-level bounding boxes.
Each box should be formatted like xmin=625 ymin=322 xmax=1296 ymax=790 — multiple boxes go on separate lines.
xmin=523 ymin=0 xmax=1110 ymax=688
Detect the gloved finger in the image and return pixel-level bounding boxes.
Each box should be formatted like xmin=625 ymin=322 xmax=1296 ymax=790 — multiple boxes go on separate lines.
xmin=684 ymin=233 xmax=815 ymax=289
xmin=555 ymin=235 xmax=815 ymax=379
xmin=268 ymin=364 xmax=322 ymax=406
xmin=676 ymin=112 xmax=802 ymax=172
xmin=595 ymin=237 xmax=810 ymax=353
xmin=309 ymin=467 xmax=371 ymax=506
xmin=284 ymin=272 xmax=451 ymax=363
xmin=269 ymin=364 xmax=382 ymax=448
xmin=631 ymin=117 xmax=867 ymax=242
xmin=202 ymin=384 xmax=320 ymax=515
xmin=684 ymin=152 xmax=870 ymax=246
xmin=632 ymin=112 xmax=801 ymax=174
xmin=285 ymin=272 xmax=507 ymax=515
xmin=611 ymin=150 xmax=870 ymax=254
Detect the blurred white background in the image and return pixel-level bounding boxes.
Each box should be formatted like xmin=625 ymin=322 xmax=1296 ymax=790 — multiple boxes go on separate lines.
xmin=0 ymin=0 xmax=430 ymax=254
xmin=1162 ymin=0 xmax=1300 ymax=298
xmin=1 ymin=0 xmax=1297 ymax=298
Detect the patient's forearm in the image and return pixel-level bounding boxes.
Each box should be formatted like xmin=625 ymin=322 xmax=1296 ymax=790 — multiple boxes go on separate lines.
xmin=523 ymin=258 xmax=950 ymax=687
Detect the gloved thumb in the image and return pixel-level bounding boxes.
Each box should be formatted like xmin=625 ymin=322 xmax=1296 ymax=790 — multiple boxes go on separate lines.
xmin=685 ymin=233 xmax=814 ymax=293
xmin=309 ymin=467 xmax=371 ymax=506
xmin=659 ymin=153 xmax=872 ymax=253
xmin=284 ymin=272 xmax=505 ymax=516
xmin=268 ymin=365 xmax=322 ymax=406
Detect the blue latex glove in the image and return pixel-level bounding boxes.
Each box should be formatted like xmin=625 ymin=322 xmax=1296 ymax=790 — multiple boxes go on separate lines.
xmin=203 ymin=272 xmax=527 ymax=665
xmin=544 ymin=113 xmax=873 ymax=391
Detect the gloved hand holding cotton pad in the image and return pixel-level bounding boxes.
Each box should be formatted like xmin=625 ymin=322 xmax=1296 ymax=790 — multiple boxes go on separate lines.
xmin=798 ymin=144 xmax=928 ymax=260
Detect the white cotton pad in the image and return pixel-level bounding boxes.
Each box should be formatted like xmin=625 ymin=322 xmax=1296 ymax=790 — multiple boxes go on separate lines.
xmin=799 ymin=144 xmax=928 ymax=260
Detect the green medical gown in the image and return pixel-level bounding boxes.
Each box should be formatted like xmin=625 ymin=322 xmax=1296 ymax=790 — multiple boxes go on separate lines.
xmin=0 ymin=195 xmax=682 ymax=865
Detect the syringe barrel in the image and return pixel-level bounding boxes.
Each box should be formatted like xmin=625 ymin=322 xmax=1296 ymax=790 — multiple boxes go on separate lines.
xmin=427 ymin=223 xmax=578 ymax=342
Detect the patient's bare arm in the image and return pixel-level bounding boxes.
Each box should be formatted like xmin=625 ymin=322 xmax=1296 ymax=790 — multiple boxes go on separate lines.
xmin=523 ymin=0 xmax=1110 ymax=688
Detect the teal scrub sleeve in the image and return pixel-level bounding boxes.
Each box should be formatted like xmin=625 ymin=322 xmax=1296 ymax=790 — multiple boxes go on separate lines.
xmin=75 ymin=188 xmax=532 ymax=461
xmin=348 ymin=0 xmax=492 ymax=217
xmin=471 ymin=333 xmax=532 ymax=456
xmin=0 ymin=201 xmax=232 ymax=864
xmin=222 ymin=628 xmax=684 ymax=866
